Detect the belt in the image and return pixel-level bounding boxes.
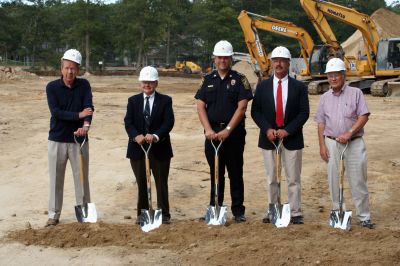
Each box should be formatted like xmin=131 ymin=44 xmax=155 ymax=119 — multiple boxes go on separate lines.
xmin=326 ymin=136 xmax=362 ymax=141
xmin=211 ymin=122 xmax=227 ymax=128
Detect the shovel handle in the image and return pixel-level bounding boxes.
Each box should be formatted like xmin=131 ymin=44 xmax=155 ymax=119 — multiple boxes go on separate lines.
xmin=276 ymin=153 xmax=282 ymax=183
xmin=74 ymin=134 xmax=87 ymax=153
xmin=339 ymin=142 xmax=348 ymax=188
xmin=271 ymin=139 xmax=283 ymax=183
xmin=141 ymin=144 xmax=153 ymax=211
xmin=210 ymin=140 xmax=223 ymax=155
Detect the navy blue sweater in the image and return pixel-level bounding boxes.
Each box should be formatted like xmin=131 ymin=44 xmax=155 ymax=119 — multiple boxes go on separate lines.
xmin=46 ymin=77 xmax=94 ymax=143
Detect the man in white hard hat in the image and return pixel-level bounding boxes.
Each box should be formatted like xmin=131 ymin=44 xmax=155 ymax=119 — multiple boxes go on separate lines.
xmin=195 ymin=40 xmax=253 ymax=223
xmin=315 ymin=58 xmax=374 ymax=229
xmin=251 ymin=46 xmax=309 ymax=225
xmin=124 ymin=66 xmax=174 ymax=225
xmin=45 ymin=49 xmax=94 ymax=226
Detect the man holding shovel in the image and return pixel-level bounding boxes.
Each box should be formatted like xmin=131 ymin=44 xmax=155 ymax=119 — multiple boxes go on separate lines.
xmin=124 ymin=66 xmax=174 ymax=225
xmin=46 ymin=49 xmax=94 ymax=226
xmin=315 ymin=58 xmax=374 ymax=229
xmin=195 ymin=40 xmax=253 ymax=223
xmin=251 ymin=46 xmax=309 ymax=225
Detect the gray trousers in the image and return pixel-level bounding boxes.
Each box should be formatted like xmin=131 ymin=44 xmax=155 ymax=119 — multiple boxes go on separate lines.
xmin=261 ymin=146 xmax=303 ymax=217
xmin=325 ymin=137 xmax=371 ymax=222
xmin=48 ymin=140 xmax=90 ymax=220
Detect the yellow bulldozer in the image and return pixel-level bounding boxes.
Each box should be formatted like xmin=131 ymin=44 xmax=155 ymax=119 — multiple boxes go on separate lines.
xmin=175 ymin=61 xmax=202 ymax=74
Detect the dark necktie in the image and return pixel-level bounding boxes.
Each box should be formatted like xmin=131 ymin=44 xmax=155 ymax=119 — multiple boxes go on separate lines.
xmin=276 ymin=80 xmax=284 ymax=127
xmin=144 ymin=96 xmax=150 ymax=133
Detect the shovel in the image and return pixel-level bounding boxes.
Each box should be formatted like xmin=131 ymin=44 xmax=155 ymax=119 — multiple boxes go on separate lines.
xmin=74 ymin=134 xmax=97 ymax=223
xmin=268 ymin=138 xmax=291 ymax=228
xmin=139 ymin=143 xmax=162 ymax=232
xmin=205 ymin=140 xmax=227 ymax=225
xmin=329 ymin=142 xmax=352 ymax=230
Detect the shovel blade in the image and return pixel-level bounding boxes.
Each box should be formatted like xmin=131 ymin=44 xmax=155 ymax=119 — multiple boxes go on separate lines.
xmin=140 ymin=209 xmax=162 ymax=232
xmin=329 ymin=210 xmax=352 ymax=230
xmin=269 ymin=203 xmax=291 ymax=228
xmin=205 ymin=205 xmax=227 ymax=225
xmin=75 ymin=203 xmax=97 ymax=223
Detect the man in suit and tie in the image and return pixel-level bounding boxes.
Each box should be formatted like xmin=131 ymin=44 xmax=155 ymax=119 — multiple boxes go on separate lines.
xmin=251 ymin=46 xmax=309 ymax=224
xmin=124 ymin=66 xmax=174 ymax=224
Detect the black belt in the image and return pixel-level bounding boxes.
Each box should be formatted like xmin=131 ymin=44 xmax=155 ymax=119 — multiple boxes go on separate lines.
xmin=326 ymin=136 xmax=362 ymax=141
xmin=211 ymin=122 xmax=227 ymax=128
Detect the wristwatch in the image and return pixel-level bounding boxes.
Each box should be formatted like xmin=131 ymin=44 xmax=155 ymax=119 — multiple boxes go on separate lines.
xmin=226 ymin=126 xmax=231 ymax=131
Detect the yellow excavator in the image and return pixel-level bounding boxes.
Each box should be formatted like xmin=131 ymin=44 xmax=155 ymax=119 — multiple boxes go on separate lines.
xmin=237 ymin=10 xmax=315 ymax=81
xmin=300 ymin=0 xmax=400 ymax=96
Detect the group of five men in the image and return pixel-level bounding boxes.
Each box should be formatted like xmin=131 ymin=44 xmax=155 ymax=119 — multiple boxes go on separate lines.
xmin=45 ymin=40 xmax=373 ymax=229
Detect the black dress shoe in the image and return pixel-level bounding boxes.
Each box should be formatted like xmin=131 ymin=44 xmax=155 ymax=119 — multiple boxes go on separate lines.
xmin=291 ymin=216 xmax=304 ymax=224
xmin=262 ymin=216 xmax=271 ymax=223
xmin=162 ymin=216 xmax=171 ymax=224
xmin=234 ymin=214 xmax=246 ymax=223
xmin=360 ymin=219 xmax=374 ymax=229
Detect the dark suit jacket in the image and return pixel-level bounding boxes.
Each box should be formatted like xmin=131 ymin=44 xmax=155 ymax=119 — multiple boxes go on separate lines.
xmin=124 ymin=91 xmax=174 ymax=160
xmin=251 ymin=76 xmax=309 ymax=150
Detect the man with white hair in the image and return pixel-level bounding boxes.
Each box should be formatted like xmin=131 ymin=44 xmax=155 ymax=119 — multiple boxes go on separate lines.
xmin=315 ymin=58 xmax=374 ymax=229
xmin=251 ymin=46 xmax=309 ymax=225
xmin=124 ymin=66 xmax=174 ymax=225
xmin=45 ymin=49 xmax=94 ymax=226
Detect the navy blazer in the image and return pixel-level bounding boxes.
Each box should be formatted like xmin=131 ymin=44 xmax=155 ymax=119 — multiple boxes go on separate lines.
xmin=251 ymin=76 xmax=309 ymax=150
xmin=124 ymin=91 xmax=174 ymax=160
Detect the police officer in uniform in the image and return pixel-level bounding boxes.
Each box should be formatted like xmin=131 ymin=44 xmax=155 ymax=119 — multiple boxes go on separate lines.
xmin=195 ymin=40 xmax=253 ymax=223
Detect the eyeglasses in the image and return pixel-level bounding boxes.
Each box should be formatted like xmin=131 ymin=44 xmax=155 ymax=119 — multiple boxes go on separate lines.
xmin=327 ymin=73 xmax=343 ymax=80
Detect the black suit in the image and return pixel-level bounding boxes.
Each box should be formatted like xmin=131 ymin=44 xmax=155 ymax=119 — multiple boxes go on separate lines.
xmin=124 ymin=91 xmax=174 ymax=219
xmin=251 ymin=76 xmax=309 ymax=150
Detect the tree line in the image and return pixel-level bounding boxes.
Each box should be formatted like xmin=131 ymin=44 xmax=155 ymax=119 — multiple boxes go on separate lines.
xmin=0 ymin=0 xmax=398 ymax=71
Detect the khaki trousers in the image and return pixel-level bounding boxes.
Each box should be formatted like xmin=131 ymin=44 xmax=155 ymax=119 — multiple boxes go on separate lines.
xmin=261 ymin=146 xmax=303 ymax=217
xmin=325 ymin=137 xmax=371 ymax=221
xmin=48 ymin=140 xmax=90 ymax=220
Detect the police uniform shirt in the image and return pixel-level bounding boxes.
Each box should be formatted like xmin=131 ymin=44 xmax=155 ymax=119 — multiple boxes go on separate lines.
xmin=194 ymin=70 xmax=253 ymax=124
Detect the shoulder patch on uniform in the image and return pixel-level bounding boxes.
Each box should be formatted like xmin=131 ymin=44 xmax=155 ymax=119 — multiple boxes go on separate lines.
xmin=199 ymin=77 xmax=204 ymax=87
xmin=241 ymin=76 xmax=251 ymax=90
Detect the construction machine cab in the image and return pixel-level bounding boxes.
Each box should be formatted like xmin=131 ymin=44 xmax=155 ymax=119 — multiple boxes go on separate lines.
xmin=377 ymin=39 xmax=400 ymax=70
xmin=309 ymin=44 xmax=345 ymax=76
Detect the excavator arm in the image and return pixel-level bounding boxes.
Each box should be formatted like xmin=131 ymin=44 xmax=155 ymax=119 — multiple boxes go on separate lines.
xmin=300 ymin=0 xmax=380 ymax=74
xmin=238 ymin=10 xmax=315 ymax=78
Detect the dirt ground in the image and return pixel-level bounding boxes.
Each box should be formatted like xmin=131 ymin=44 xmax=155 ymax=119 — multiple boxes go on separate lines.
xmin=0 ymin=74 xmax=400 ymax=265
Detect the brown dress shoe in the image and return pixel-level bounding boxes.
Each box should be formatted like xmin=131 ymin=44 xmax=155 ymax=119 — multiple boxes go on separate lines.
xmin=45 ymin=218 xmax=59 ymax=227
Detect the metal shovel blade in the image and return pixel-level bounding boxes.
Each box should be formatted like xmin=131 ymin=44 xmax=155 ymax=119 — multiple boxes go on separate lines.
xmin=205 ymin=205 xmax=227 ymax=225
xmin=269 ymin=202 xmax=291 ymax=228
xmin=75 ymin=202 xmax=97 ymax=223
xmin=140 ymin=209 xmax=162 ymax=232
xmin=329 ymin=210 xmax=352 ymax=230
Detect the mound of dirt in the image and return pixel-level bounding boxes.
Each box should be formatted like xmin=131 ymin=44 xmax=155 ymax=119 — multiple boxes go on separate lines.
xmin=5 ymin=221 xmax=400 ymax=265
xmin=342 ymin=8 xmax=400 ymax=57
xmin=232 ymin=61 xmax=259 ymax=90
xmin=0 ymin=66 xmax=37 ymax=82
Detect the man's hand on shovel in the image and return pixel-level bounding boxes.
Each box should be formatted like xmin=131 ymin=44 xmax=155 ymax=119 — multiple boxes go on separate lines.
xmin=74 ymin=124 xmax=90 ymax=137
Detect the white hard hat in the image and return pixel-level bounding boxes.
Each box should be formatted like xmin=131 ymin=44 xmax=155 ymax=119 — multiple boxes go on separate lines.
xmin=138 ymin=66 xmax=159 ymax=81
xmin=213 ymin=40 xmax=234 ymax=56
xmin=61 ymin=49 xmax=82 ymax=65
xmin=270 ymin=46 xmax=291 ymax=60
xmin=325 ymin=58 xmax=346 ymax=73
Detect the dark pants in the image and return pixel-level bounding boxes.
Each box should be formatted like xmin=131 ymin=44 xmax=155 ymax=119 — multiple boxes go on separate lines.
xmin=130 ymin=156 xmax=171 ymax=219
xmin=205 ymin=127 xmax=246 ymax=216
